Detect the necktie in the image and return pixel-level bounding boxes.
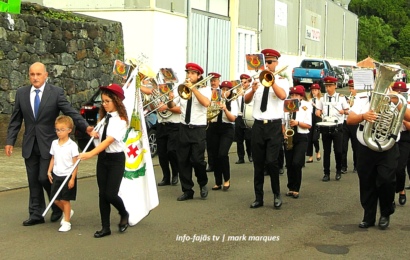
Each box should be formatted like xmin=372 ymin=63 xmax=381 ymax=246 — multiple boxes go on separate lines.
xmin=327 ymin=96 xmax=332 ymax=116
xmin=241 ymin=96 xmax=244 ymax=113
xmin=217 ymin=110 xmax=223 ymax=123
xmin=34 ymin=89 xmax=40 ymax=119
xmin=185 ymin=98 xmax=192 ymax=124
xmin=260 ymin=87 xmax=269 ymax=112
xmin=101 ymin=114 xmax=112 ymax=142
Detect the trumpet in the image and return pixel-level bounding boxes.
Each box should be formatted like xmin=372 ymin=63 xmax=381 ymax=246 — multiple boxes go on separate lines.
xmin=178 ymin=74 xmax=214 ymax=100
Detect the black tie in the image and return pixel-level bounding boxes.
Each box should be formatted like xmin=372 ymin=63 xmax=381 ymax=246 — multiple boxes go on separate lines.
xmin=327 ymin=96 xmax=332 ymax=116
xmin=185 ymin=98 xmax=192 ymax=124
xmin=217 ymin=110 xmax=223 ymax=123
xmin=101 ymin=114 xmax=112 ymax=142
xmin=241 ymin=96 xmax=245 ymax=113
xmin=260 ymin=87 xmax=269 ymax=112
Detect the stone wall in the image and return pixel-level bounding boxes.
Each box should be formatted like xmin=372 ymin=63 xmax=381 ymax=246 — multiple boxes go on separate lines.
xmin=0 ymin=2 xmax=124 ymax=147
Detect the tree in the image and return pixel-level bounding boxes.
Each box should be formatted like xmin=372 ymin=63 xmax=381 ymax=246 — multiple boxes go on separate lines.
xmin=397 ymin=22 xmax=410 ymax=58
xmin=357 ymin=16 xmax=397 ymax=61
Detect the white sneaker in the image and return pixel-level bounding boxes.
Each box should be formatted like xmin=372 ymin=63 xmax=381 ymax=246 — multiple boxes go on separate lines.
xmin=60 ymin=210 xmax=74 ymax=225
xmin=59 ymin=221 xmax=71 ymax=232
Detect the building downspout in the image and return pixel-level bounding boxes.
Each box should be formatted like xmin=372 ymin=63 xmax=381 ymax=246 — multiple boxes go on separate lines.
xmin=186 ymin=0 xmax=191 ymax=62
xmin=298 ymin=0 xmax=301 ymax=57
xmin=343 ymin=12 xmax=345 ymax=60
xmin=257 ymin=0 xmax=262 ymax=51
xmin=229 ymin=0 xmax=239 ymax=79
xmin=324 ymin=1 xmax=327 ymax=58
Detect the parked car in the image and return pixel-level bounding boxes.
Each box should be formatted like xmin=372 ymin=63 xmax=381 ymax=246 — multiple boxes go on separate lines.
xmin=74 ymin=89 xmax=158 ymax=157
xmin=333 ymin=66 xmax=349 ymax=88
xmin=292 ymin=59 xmax=336 ymax=92
xmin=394 ymin=69 xmax=405 ymax=82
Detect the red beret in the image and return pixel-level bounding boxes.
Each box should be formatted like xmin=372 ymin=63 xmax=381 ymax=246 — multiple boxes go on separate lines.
xmin=392 ymin=81 xmax=409 ymax=92
xmin=348 ymin=79 xmax=354 ymax=86
xmin=290 ymin=85 xmax=305 ymax=96
xmin=100 ymin=83 xmax=125 ymax=100
xmin=185 ymin=63 xmax=204 ymax=74
xmin=220 ymin=81 xmax=233 ymax=89
xmin=324 ymin=76 xmax=338 ymax=84
xmin=208 ymin=72 xmax=221 ymax=78
xmin=261 ymin=49 xmax=281 ymax=58
xmin=240 ymin=74 xmax=250 ymax=79
xmin=310 ymin=84 xmax=320 ymax=90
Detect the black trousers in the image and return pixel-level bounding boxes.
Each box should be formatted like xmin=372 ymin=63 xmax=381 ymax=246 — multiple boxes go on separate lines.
xmin=24 ymin=138 xmax=60 ymax=220
xmin=235 ymin=116 xmax=252 ymax=160
xmin=357 ymin=143 xmax=398 ymax=222
xmin=210 ymin=123 xmax=234 ymax=186
xmin=156 ymin=123 xmax=180 ymax=181
xmin=321 ymin=124 xmax=343 ymax=175
xmin=285 ymin=133 xmax=308 ymax=192
xmin=252 ymin=119 xmax=283 ymax=202
xmin=177 ymin=124 xmax=208 ymax=194
xmin=396 ymin=131 xmax=410 ymax=192
xmin=206 ymin=123 xmax=215 ymax=169
xmin=97 ymin=152 xmax=127 ymax=228
xmin=342 ymin=121 xmax=359 ymax=169
xmin=306 ymin=122 xmax=320 ymax=156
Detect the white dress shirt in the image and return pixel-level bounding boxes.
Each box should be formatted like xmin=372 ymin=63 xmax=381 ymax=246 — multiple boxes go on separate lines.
xmin=252 ymin=75 xmax=290 ymax=120
xmin=283 ymin=100 xmax=312 ymax=134
xmin=180 ymin=85 xmax=212 ymax=126
xmin=30 ymin=83 xmax=46 ymax=117
xmin=49 ymin=138 xmax=79 ymax=177
xmin=316 ymin=93 xmax=349 ymax=124
xmin=93 ymin=111 xmax=127 ymax=153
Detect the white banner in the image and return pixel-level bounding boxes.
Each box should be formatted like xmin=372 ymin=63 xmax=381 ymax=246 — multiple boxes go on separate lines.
xmin=305 ymin=25 xmax=321 ymax=42
xmin=119 ymin=69 xmax=159 ymax=226
xmin=275 ymin=0 xmax=287 ymax=27
xmin=353 ymin=70 xmax=375 ymax=90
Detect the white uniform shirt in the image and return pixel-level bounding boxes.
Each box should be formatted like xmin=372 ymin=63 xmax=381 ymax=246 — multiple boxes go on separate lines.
xmin=316 ymin=93 xmax=349 ymax=124
xmin=180 ymin=85 xmax=212 ymax=126
xmin=49 ymin=138 xmax=79 ymax=177
xmin=93 ymin=111 xmax=127 ymax=153
xmin=157 ymin=87 xmax=181 ymax=124
xmin=283 ymin=100 xmax=312 ymax=134
xmin=252 ymin=75 xmax=290 ymax=120
xmin=30 ymin=83 xmax=46 ymax=117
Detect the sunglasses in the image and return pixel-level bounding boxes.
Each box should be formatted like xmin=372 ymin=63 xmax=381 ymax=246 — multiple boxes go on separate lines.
xmin=266 ymin=60 xmax=278 ymax=64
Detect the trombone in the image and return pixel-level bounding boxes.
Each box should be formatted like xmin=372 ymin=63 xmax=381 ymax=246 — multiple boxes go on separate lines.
xmin=178 ymin=74 xmax=215 ymax=100
xmin=258 ymin=65 xmax=288 ymax=87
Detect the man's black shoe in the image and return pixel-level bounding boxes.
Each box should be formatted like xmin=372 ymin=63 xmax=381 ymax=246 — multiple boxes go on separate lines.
xmin=171 ymin=175 xmax=179 ymax=185
xmin=341 ymin=167 xmax=347 ymax=174
xmin=358 ymin=221 xmax=375 ymax=228
xmin=206 ymin=166 xmax=214 ymax=172
xmin=23 ymin=218 xmax=45 ymax=226
xmin=353 ymin=167 xmax=357 ymax=173
xmin=50 ymin=211 xmax=63 ymax=222
xmin=177 ymin=193 xmax=194 ymax=201
xmin=335 ymin=172 xmax=342 ymax=181
xmin=235 ymin=159 xmax=245 ymax=164
xmin=250 ymin=201 xmax=264 ymax=208
xmin=200 ymin=185 xmax=208 ymax=198
xmin=279 ymin=168 xmax=284 ymax=175
xmin=378 ymin=216 xmax=390 ymax=230
xmin=94 ymin=228 xmax=111 ymax=238
xmin=248 ymin=156 xmax=253 ymax=162
xmin=399 ymin=193 xmax=407 ymax=205
xmin=158 ymin=180 xmax=171 ymax=186
xmin=322 ymin=175 xmax=330 ymax=182
xmin=274 ymin=194 xmax=282 ymax=208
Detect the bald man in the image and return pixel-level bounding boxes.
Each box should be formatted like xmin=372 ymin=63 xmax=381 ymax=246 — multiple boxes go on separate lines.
xmin=5 ymin=62 xmax=93 ymax=226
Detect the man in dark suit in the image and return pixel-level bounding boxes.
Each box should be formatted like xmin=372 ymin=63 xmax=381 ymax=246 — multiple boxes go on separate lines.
xmin=5 ymin=62 xmax=92 ymax=226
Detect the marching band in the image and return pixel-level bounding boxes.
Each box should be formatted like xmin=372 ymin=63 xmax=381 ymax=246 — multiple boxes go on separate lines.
xmin=122 ymin=49 xmax=410 ymax=230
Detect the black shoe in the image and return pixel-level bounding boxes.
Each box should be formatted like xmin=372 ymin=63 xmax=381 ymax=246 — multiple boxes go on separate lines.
xmin=248 ymin=156 xmax=253 ymax=162
xmin=306 ymin=160 xmax=313 ymax=163
xmin=119 ymin=212 xmax=129 ymax=232
xmin=405 ymin=185 xmax=410 ymax=190
xmin=94 ymin=228 xmax=111 ymax=238
xmin=171 ymin=175 xmax=179 ymax=185
xmin=292 ymin=192 xmax=299 ymax=199
xmin=279 ymin=168 xmax=284 ymax=175
xmin=341 ymin=167 xmax=347 ymax=174
xmin=50 ymin=211 xmax=63 ymax=222
xmin=250 ymin=201 xmax=264 ymax=208
xmin=358 ymin=221 xmax=375 ymax=228
xmin=212 ymin=185 xmax=221 ymax=190
xmin=317 ymin=156 xmax=321 ymax=161
xmin=206 ymin=166 xmax=214 ymax=172
xmin=264 ymin=170 xmax=269 ymax=176
xmin=235 ymin=159 xmax=245 ymax=164
xmin=399 ymin=193 xmax=406 ymax=205
xmin=23 ymin=218 xmax=45 ymax=226
xmin=378 ymin=216 xmax=390 ymax=230
xmin=158 ymin=180 xmax=171 ymax=186
xmin=286 ymin=191 xmax=294 ymax=197
xmin=335 ymin=172 xmax=342 ymax=181
xmin=353 ymin=167 xmax=357 ymax=173
xmin=274 ymin=194 xmax=282 ymax=208
xmin=322 ymin=175 xmax=330 ymax=182
xmin=177 ymin=193 xmax=193 ymax=201
xmin=200 ymin=185 xmax=208 ymax=198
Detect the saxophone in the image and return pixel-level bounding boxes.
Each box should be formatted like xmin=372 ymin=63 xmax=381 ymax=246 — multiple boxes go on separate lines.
xmin=363 ymin=64 xmax=407 ymax=152
xmin=284 ymin=112 xmax=295 ymax=150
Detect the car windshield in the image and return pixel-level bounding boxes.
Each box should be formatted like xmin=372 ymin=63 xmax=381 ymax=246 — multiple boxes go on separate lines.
xmin=301 ymin=61 xmax=325 ymax=69
xmin=334 ymin=67 xmax=343 ymax=74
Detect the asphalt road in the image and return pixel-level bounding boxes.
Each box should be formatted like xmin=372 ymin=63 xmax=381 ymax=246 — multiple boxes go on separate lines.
xmin=1 ymin=149 xmax=410 ymax=259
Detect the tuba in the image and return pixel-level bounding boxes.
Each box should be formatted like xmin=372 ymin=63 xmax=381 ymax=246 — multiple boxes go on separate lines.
xmin=363 ymin=64 xmax=407 ymax=152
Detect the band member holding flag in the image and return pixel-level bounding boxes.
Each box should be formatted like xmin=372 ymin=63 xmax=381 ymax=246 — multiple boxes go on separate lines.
xmin=235 ymin=74 xmax=253 ymax=164
xmin=245 ymin=49 xmax=289 ymax=209
xmin=283 ymin=86 xmax=312 ymax=199
xmin=210 ymin=81 xmax=238 ymax=191
xmin=168 ymin=63 xmax=212 ymax=201
xmin=78 ymin=84 xmax=130 ymax=238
